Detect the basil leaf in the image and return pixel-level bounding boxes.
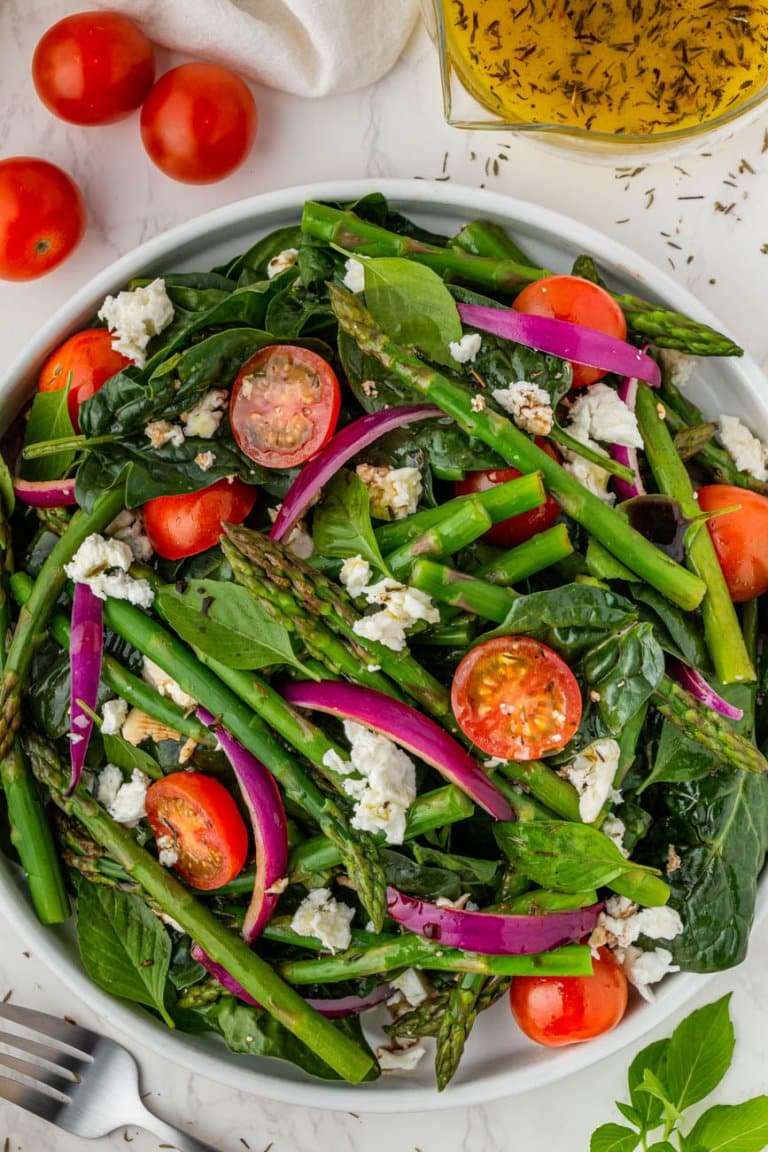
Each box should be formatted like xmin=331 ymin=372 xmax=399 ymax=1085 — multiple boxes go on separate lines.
xmin=665 ymin=994 xmax=734 ymax=1113
xmin=158 ymin=579 xmax=312 ymax=675
xmin=494 ymin=820 xmax=660 ymax=892
xmin=102 ymin=733 xmax=163 ymax=780
xmin=362 ymin=257 xmax=463 ymax=365
xmin=590 ymin=1125 xmax=641 ymax=1152
xmin=76 ymin=881 xmax=173 ymax=1026
xmin=582 ymin=622 xmax=665 ymax=734
xmin=684 ymin=1098 xmax=768 ymax=1152
xmin=628 ymin=1038 xmax=670 ymax=1129
xmin=22 ymin=387 xmax=76 ymax=482
xmin=312 ymin=469 xmax=390 ymax=574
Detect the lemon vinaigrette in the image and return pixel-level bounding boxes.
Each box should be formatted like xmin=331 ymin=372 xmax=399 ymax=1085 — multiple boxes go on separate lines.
xmin=440 ymin=0 xmax=768 ymax=136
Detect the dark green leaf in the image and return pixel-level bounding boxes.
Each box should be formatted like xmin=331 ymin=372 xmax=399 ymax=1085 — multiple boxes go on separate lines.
xmin=76 ymin=881 xmax=173 ymax=1025
xmin=631 ymin=584 xmax=709 ymax=670
xmin=102 ymin=733 xmax=163 ymax=780
xmin=362 ymin=257 xmax=462 ymax=365
xmin=640 ymin=685 xmax=753 ymax=791
xmin=494 ymin=820 xmax=660 ymax=892
xmin=412 ymin=844 xmax=499 ymax=885
xmin=590 ymin=1124 xmax=641 ymax=1152
xmin=380 ymin=849 xmax=464 ymax=901
xmin=666 ymin=995 xmax=734 ymax=1112
xmin=646 ymin=1143 xmax=677 ymax=1152
xmin=0 ymin=452 xmax=15 ymax=516
xmin=157 ymin=579 xmax=311 ymax=674
xmin=312 ymin=469 xmax=390 ymax=574
xmin=492 ymin=585 xmax=638 ymax=657
xmin=628 ymin=1038 xmax=670 ymax=1130
xmin=615 ymin=1102 xmax=644 ymax=1128
xmin=582 ymin=622 xmax=665 ymax=734
xmin=214 ymin=224 xmax=303 ymax=283
xmin=22 ymin=388 xmax=76 ymax=482
xmin=685 ymin=1098 xmax=768 ymax=1152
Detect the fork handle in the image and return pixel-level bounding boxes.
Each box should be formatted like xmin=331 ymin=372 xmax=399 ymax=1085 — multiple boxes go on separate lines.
xmin=133 ymin=1100 xmax=225 ymax=1152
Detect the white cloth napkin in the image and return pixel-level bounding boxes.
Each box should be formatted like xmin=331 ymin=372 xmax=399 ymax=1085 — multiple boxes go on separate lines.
xmin=98 ymin=0 xmax=421 ymax=97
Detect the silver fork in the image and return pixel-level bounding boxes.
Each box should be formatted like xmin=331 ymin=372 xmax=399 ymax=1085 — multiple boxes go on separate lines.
xmin=0 ymin=1001 xmax=223 ymax=1150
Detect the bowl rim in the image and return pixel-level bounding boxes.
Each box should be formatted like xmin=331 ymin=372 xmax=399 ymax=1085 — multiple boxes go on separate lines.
xmin=3 ymin=175 xmax=766 ymax=1112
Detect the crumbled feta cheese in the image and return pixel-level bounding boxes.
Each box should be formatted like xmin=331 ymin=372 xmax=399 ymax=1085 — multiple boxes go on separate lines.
xmin=389 ymin=968 xmax=429 ymax=1008
xmin=355 ymin=463 xmax=422 ymax=521
xmin=144 ymin=420 xmax=185 ymax=449
xmin=156 ymin=834 xmax=179 ymax=868
xmin=558 ymin=738 xmax=621 ymax=823
xmin=181 ymin=389 xmax=228 ymax=440
xmin=290 ymin=888 xmax=354 ymax=952
xmin=266 ymin=506 xmax=314 ymax=560
xmin=64 ymin=534 xmax=154 ymax=607
xmin=343 ymin=257 xmax=366 ymax=294
xmin=717 ymin=414 xmax=768 ymax=481
xmin=142 ymin=657 xmax=196 ymax=709
xmin=470 ymin=393 xmax=486 ymax=413
xmin=621 ymin=946 xmax=679 ymax=1001
xmin=321 ymin=747 xmax=352 ymax=776
xmin=563 ymin=447 xmax=615 ymax=504
xmin=435 ymin=894 xmax=474 ymax=910
xmin=96 ymin=766 xmax=149 ymax=826
xmin=376 ymin=1042 xmax=426 ymax=1071
xmin=101 ymin=698 xmax=129 ymax=736
xmin=658 ymin=348 xmax=696 ymax=390
xmin=449 ymin=333 xmax=482 ymax=364
xmin=98 ymin=278 xmax=174 ymax=369
xmin=195 ymin=451 xmax=216 ymax=471
xmin=568 ymin=383 xmax=643 ymax=448
xmin=266 ymin=247 xmax=299 ymax=279
xmin=492 ymin=380 xmax=554 ymax=436
xmin=594 ymin=897 xmax=683 ymax=952
xmin=340 ymin=555 xmax=373 ymax=598
xmin=361 ymin=379 xmax=379 ymax=398
xmin=353 ymin=579 xmax=440 ymax=652
xmin=340 ymin=719 xmax=416 ymax=844
xmin=601 ymin=814 xmax=628 ymax=857
xmin=108 ymin=507 xmax=153 ymax=563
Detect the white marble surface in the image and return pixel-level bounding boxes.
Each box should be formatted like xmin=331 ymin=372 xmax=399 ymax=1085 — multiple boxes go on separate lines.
xmin=3 ymin=2 xmax=768 ymax=1149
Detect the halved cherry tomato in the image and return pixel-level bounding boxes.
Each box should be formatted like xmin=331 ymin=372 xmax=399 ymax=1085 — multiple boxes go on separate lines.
xmin=454 ymin=438 xmax=561 ymax=547
xmin=451 ymin=635 xmax=582 ymax=760
xmin=230 ymin=345 xmax=341 ymax=469
xmin=140 ymin=63 xmax=257 ymax=184
xmin=509 ymin=947 xmax=628 ymax=1047
xmin=143 ymin=477 xmax=257 ymax=561
xmin=0 ymin=157 xmax=85 ymax=281
xmin=145 ymin=772 xmax=249 ymax=891
xmin=513 ymin=275 xmax=627 ymax=388
xmin=37 ymin=328 xmax=132 ymax=432
xmin=32 ymin=11 xmax=155 ymax=125
xmin=697 ymin=484 xmax=768 ymax=602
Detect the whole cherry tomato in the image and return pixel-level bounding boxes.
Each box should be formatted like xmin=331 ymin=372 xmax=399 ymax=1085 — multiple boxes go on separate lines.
xmin=140 ymin=63 xmax=257 ymax=184
xmin=697 ymin=484 xmax=768 ymax=602
xmin=513 ymin=275 xmax=627 ymax=388
xmin=454 ymin=438 xmax=561 ymax=547
xmin=509 ymin=947 xmax=628 ymax=1046
xmin=37 ymin=328 xmax=132 ymax=432
xmin=0 ymin=158 xmax=85 ymax=281
xmin=143 ymin=478 xmax=257 ymax=560
xmin=32 ymin=11 xmax=155 ymax=125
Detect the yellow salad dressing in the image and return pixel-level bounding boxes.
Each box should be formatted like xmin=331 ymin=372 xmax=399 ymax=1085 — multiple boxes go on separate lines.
xmin=441 ymin=0 xmax=768 ymax=135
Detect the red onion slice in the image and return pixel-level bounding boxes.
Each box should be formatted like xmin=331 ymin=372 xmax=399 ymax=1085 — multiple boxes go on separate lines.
xmin=280 ymin=680 xmax=513 ymax=821
xmin=68 ymin=583 xmax=104 ymax=796
xmin=14 ymin=477 xmax=77 ymax=508
xmin=457 ymin=303 xmax=661 ymax=388
xmin=387 ymin=887 xmax=601 ymax=955
xmin=196 ymin=707 xmax=288 ymax=941
xmin=270 ymin=404 xmax=442 ymax=542
xmin=668 ymin=659 xmax=744 ymax=721
xmin=612 ymin=374 xmax=647 ymax=501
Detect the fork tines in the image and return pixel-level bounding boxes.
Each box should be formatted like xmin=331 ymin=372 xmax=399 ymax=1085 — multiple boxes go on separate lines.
xmin=0 ymin=1002 xmax=92 ymax=1105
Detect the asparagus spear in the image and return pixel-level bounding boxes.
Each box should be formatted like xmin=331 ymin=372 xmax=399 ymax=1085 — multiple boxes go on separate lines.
xmin=99 ymin=596 xmax=388 ymax=930
xmin=635 ymin=382 xmax=755 ymax=684
xmin=329 ymin=284 xmax=706 ymax=612
xmin=24 ymin=730 xmax=376 ymax=1084
xmin=473 ymin=524 xmax=574 ymax=585
xmin=385 ymin=498 xmax=492 ymax=581
xmin=387 ymin=977 xmax=510 ymax=1039
xmin=302 ymin=203 xmax=741 ymax=356
xmin=661 ymin=402 xmax=768 ymax=497
xmin=450 ymin=219 xmax=534 ymax=265
xmin=435 ymin=972 xmax=484 ymax=1091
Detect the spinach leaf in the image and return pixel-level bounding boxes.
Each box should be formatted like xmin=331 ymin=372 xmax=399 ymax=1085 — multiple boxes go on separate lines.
xmin=213 ymin=225 xmax=303 ymax=283
xmin=489 ymin=585 xmax=638 ymax=659
xmin=351 ymin=193 xmax=451 ymax=246
xmin=362 ymin=257 xmax=463 ymax=366
xmin=380 ymin=849 xmax=463 ymax=901
xmin=22 ymin=388 xmax=76 ymax=482
xmin=412 ymin=844 xmax=499 ymax=886
xmin=157 ymin=579 xmax=313 ymax=675
xmin=494 ymin=820 xmax=660 ymax=891
xmin=312 ymin=469 xmax=390 ymax=574
xmin=76 ymin=880 xmax=173 ymax=1026
xmin=631 ymin=583 xmax=709 ymax=670
xmin=102 ymin=733 xmax=162 ymax=780
xmin=264 ymin=282 xmax=336 ymax=339
xmin=581 ymin=622 xmax=665 ymax=734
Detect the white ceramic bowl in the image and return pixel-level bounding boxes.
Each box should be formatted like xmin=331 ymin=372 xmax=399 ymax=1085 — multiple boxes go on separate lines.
xmin=2 ymin=178 xmax=766 ymax=1112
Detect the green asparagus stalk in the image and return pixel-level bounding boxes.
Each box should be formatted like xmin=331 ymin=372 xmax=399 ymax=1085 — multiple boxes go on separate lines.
xmin=435 ymin=972 xmax=484 ymax=1091
xmin=673 ymin=423 xmax=718 ymax=462
xmin=635 ymin=383 xmax=754 ymax=684
xmin=99 ymin=596 xmax=388 ymax=930
xmin=411 ymin=557 xmax=517 ymax=621
xmin=652 ymin=676 xmax=768 ymax=775
xmin=329 ymin=284 xmax=706 ymax=611
xmin=662 ymin=402 xmax=768 ymax=497
xmin=450 ymin=219 xmax=534 ymax=265
xmin=474 ymin=524 xmax=574 ymax=586
xmin=387 ymin=976 xmax=510 ymax=1039
xmin=614 ymin=291 xmax=742 ymax=355
xmin=24 ymin=731 xmax=376 ymax=1084
xmin=385 ymin=498 xmax=492 ymax=581
xmin=374 ymin=473 xmax=546 ymax=553
xmin=550 ymin=425 xmax=636 ymax=482
xmin=415 ymin=618 xmax=477 ymax=647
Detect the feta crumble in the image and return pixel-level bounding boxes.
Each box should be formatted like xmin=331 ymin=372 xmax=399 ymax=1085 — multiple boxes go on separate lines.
xmin=98 ymin=278 xmax=174 ymax=369
xmin=144 ymin=420 xmax=185 ymax=450
xmin=142 ymin=657 xmax=196 ymax=710
xmin=195 ymin=450 xmax=216 ymax=472
xmin=181 ymin=389 xmax=228 ymax=440
xmin=389 ymin=968 xmax=429 ymax=1008
xmin=340 ymin=719 xmax=416 ymax=845
xmin=589 ymin=895 xmax=684 ymax=1000
xmin=448 ymin=332 xmax=482 ymax=364
xmin=470 ymin=393 xmax=486 ymax=413
xmin=622 ymin=946 xmax=679 ymax=1001
xmin=376 ymin=1042 xmax=426 ymax=1072
xmin=64 ymin=534 xmax=154 ymax=607
xmin=717 ymin=414 xmax=768 ymax=481
xmin=156 ymin=834 xmax=179 ymax=868
xmin=101 ymin=698 xmax=129 ymax=736
xmin=601 ymin=814 xmax=628 ymax=857
xmin=290 ymin=888 xmax=354 ymax=952
xmin=266 ymin=247 xmax=299 ymax=279
xmin=658 ymin=348 xmax=696 ymax=390
xmin=108 ymin=507 xmax=153 ymax=563
xmin=355 ymin=463 xmax=422 ymax=521
xmin=339 ymin=554 xmax=373 ymax=598
xmin=558 ymin=738 xmax=622 ymax=824
xmin=567 ymin=383 xmax=643 ymax=448
xmin=96 ymin=766 xmax=149 ymax=826
xmin=492 ymin=380 xmax=554 ymax=436
xmin=561 ymin=439 xmax=615 ymax=505
xmin=266 ymin=506 xmax=314 ymax=560
xmin=352 ymin=578 xmax=440 ymax=652
xmin=343 ymin=257 xmax=366 ymax=294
